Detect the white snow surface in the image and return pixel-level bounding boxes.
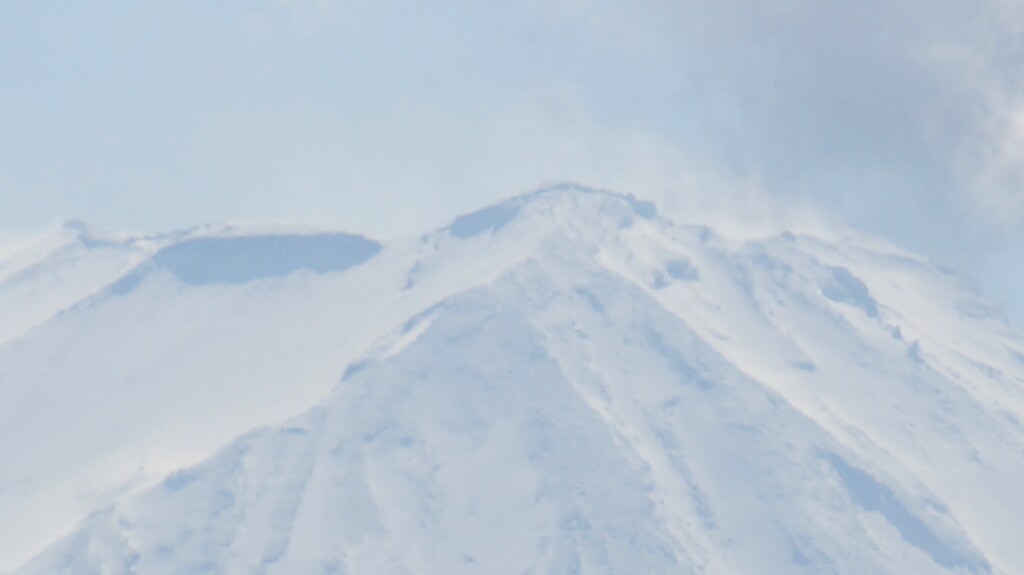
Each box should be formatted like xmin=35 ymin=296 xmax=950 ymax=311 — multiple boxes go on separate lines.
xmin=2 ymin=186 xmax=1024 ymax=574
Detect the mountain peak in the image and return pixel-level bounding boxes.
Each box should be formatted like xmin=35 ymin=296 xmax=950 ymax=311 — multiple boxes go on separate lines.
xmin=6 ymin=187 xmax=1024 ymax=574
xmin=523 ymin=183 xmax=657 ymax=214
xmin=447 ymin=183 xmax=658 ymax=239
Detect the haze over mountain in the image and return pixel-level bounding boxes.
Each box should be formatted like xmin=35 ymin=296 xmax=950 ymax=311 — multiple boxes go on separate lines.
xmin=2 ymin=187 xmax=1023 ymax=574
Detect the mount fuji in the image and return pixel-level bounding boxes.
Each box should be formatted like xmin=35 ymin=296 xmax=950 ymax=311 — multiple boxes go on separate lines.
xmin=2 ymin=186 xmax=1023 ymax=574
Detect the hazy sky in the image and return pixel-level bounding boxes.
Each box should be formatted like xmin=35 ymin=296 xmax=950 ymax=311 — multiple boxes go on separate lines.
xmin=2 ymin=1 xmax=1022 ymax=325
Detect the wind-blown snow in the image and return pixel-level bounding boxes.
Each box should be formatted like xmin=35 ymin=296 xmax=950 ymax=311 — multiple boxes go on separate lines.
xmin=2 ymin=186 xmax=1023 ymax=574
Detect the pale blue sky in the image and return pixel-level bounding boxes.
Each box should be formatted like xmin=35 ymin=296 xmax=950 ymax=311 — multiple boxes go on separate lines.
xmin=2 ymin=1 xmax=1022 ymax=325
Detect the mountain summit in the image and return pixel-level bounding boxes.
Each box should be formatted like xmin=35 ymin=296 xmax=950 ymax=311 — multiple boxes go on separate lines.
xmin=3 ymin=187 xmax=1023 ymax=574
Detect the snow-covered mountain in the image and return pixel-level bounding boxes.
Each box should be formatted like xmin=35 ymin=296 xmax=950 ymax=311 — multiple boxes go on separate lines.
xmin=3 ymin=186 xmax=1024 ymax=574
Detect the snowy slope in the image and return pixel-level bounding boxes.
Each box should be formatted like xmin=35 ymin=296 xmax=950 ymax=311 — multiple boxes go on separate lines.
xmin=0 ymin=220 xmax=157 ymax=345
xmin=3 ymin=187 xmax=1024 ymax=574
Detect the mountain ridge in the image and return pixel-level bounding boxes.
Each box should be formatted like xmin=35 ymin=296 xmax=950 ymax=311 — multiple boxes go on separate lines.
xmin=2 ymin=186 xmax=1023 ymax=573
